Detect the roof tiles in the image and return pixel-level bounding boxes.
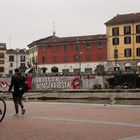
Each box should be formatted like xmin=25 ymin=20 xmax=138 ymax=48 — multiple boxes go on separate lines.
xmin=105 ymin=12 xmax=140 ymax=26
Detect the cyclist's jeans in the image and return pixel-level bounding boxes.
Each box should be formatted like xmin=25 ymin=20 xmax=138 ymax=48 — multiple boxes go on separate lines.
xmin=12 ymin=92 xmax=24 ymax=114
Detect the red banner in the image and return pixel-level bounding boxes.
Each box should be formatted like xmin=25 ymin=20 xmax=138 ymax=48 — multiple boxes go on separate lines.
xmin=26 ymin=76 xmax=32 ymax=90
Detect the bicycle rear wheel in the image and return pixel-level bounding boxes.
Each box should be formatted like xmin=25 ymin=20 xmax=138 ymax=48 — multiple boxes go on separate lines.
xmin=0 ymin=98 xmax=6 ymax=122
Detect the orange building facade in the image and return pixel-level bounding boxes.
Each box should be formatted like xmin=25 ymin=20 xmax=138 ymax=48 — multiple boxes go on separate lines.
xmin=28 ymin=34 xmax=107 ymax=75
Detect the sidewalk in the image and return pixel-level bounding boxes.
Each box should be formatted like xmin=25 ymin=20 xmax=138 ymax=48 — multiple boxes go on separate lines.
xmin=0 ymin=101 xmax=140 ymax=140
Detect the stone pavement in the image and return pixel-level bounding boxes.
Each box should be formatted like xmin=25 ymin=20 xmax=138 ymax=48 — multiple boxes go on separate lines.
xmin=0 ymin=101 xmax=140 ymax=140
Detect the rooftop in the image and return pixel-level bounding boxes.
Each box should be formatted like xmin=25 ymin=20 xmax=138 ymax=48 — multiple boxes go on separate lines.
xmin=0 ymin=43 xmax=6 ymax=50
xmin=105 ymin=12 xmax=140 ymax=26
xmin=28 ymin=34 xmax=107 ymax=48
xmin=7 ymin=48 xmax=29 ymax=54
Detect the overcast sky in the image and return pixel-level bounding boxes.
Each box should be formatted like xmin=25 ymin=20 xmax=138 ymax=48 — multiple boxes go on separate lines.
xmin=0 ymin=0 xmax=140 ymax=49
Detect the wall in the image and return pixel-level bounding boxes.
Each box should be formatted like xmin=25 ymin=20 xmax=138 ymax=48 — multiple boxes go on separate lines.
xmin=0 ymin=76 xmax=104 ymax=91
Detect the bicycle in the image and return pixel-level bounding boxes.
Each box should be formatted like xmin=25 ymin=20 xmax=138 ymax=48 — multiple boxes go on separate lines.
xmin=0 ymin=98 xmax=6 ymax=122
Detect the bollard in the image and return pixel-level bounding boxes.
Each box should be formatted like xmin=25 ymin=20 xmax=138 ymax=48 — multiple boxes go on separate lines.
xmin=110 ymin=97 xmax=115 ymax=105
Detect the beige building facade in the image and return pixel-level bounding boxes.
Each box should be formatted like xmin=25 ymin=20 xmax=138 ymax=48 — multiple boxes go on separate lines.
xmin=0 ymin=43 xmax=6 ymax=76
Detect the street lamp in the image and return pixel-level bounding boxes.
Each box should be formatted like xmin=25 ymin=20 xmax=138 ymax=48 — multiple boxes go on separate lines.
xmin=79 ymin=51 xmax=83 ymax=74
xmin=114 ymin=45 xmax=119 ymax=86
xmin=114 ymin=45 xmax=118 ymax=72
xmin=16 ymin=49 xmax=19 ymax=68
xmin=76 ymin=40 xmax=83 ymax=88
xmin=32 ymin=56 xmax=37 ymax=76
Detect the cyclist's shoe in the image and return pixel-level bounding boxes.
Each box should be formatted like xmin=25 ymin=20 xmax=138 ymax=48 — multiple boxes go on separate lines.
xmin=22 ymin=109 xmax=25 ymax=115
xmin=14 ymin=113 xmax=19 ymax=116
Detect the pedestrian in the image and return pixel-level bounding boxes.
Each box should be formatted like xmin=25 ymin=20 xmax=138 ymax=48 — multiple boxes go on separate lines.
xmin=8 ymin=68 xmax=27 ymax=116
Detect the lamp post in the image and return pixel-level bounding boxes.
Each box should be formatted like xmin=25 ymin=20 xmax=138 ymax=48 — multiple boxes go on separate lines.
xmin=114 ymin=45 xmax=118 ymax=86
xmin=76 ymin=40 xmax=83 ymax=88
xmin=16 ymin=49 xmax=19 ymax=68
xmin=79 ymin=51 xmax=83 ymax=74
xmin=132 ymin=22 xmax=136 ymax=88
xmin=32 ymin=55 xmax=37 ymax=76
xmin=79 ymin=51 xmax=83 ymax=88
xmin=114 ymin=47 xmax=118 ymax=71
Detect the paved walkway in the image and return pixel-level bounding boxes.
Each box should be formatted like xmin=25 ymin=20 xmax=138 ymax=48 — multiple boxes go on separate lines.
xmin=0 ymin=101 xmax=140 ymax=140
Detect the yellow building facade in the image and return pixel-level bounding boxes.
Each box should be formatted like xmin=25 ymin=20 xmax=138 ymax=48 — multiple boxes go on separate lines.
xmin=105 ymin=13 xmax=140 ymax=72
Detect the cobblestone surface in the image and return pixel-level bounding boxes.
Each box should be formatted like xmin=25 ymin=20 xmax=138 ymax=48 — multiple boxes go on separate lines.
xmin=0 ymin=101 xmax=140 ymax=140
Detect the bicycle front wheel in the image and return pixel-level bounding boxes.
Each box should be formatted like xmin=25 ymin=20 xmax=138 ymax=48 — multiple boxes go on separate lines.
xmin=0 ymin=98 xmax=6 ymax=122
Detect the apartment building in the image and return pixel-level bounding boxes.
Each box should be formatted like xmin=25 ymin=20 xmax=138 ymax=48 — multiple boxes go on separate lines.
xmin=105 ymin=12 xmax=140 ymax=72
xmin=0 ymin=43 xmax=6 ymax=76
xmin=28 ymin=34 xmax=107 ymax=75
xmin=5 ymin=48 xmax=29 ymax=76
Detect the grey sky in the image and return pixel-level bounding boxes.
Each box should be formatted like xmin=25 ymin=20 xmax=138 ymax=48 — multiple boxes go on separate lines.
xmin=0 ymin=0 xmax=140 ymax=49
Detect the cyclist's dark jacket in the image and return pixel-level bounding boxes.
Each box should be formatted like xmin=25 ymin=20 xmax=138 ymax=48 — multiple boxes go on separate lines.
xmin=8 ymin=73 xmax=26 ymax=93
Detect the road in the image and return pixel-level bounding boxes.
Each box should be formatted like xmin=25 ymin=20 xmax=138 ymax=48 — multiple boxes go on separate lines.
xmin=0 ymin=101 xmax=140 ymax=140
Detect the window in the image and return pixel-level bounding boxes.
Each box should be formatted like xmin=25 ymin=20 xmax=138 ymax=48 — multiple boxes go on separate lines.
xmin=0 ymin=53 xmax=4 ymax=58
xmin=34 ymin=46 xmax=37 ymax=52
xmin=97 ymin=41 xmax=103 ymax=48
xmin=64 ymin=56 xmax=68 ymax=62
xmin=136 ymin=35 xmax=140 ymax=43
xmin=124 ymin=48 xmax=131 ymax=57
xmin=136 ymin=48 xmax=140 ymax=56
xmin=20 ymin=56 xmax=25 ymax=62
xmin=124 ymin=36 xmax=131 ymax=44
xmin=20 ymin=63 xmax=26 ymax=68
xmin=0 ymin=67 xmax=4 ymax=72
xmin=85 ymin=43 xmax=91 ymax=49
xmin=112 ymin=38 xmax=119 ymax=45
xmin=31 ymin=47 xmax=35 ymax=53
xmin=85 ymin=68 xmax=92 ymax=73
xmin=112 ymin=27 xmax=119 ymax=36
xmin=9 ymin=70 xmax=13 ymax=75
xmin=64 ymin=45 xmax=68 ymax=51
xmin=73 ymin=68 xmax=80 ymax=75
xmin=75 ymin=42 xmax=80 ymax=51
xmin=9 ymin=55 xmax=14 ymax=62
xmin=0 ymin=60 xmax=4 ymax=64
xmin=10 ymin=63 xmax=13 ymax=67
xmin=114 ymin=49 xmax=118 ymax=58
xmin=124 ymin=26 xmax=131 ymax=34
xmin=32 ymin=56 xmax=35 ymax=64
xmin=74 ymin=54 xmax=80 ymax=61
xmin=62 ymin=69 xmax=69 ymax=75
xmin=136 ymin=24 xmax=140 ymax=34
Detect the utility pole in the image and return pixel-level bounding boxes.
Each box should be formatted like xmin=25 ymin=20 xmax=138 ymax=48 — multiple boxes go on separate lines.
xmin=132 ymin=22 xmax=136 ymax=88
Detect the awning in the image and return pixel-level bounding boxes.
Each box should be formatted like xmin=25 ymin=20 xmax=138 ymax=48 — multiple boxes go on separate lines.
xmin=41 ymin=67 xmax=48 ymax=70
xmin=125 ymin=63 xmax=132 ymax=67
xmin=114 ymin=64 xmax=120 ymax=67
